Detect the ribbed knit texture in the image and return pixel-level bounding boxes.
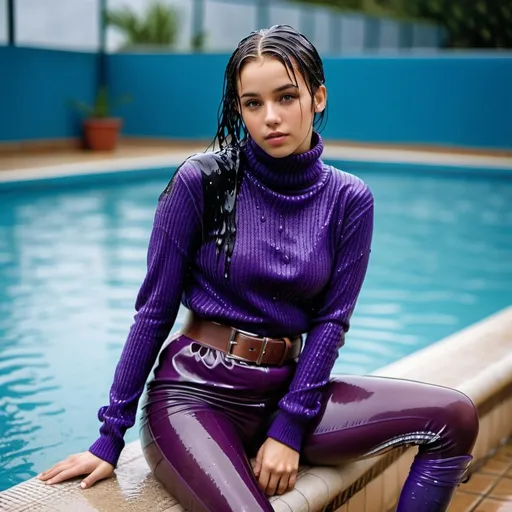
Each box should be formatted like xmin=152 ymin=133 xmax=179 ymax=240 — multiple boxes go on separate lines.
xmin=89 ymin=133 xmax=374 ymax=466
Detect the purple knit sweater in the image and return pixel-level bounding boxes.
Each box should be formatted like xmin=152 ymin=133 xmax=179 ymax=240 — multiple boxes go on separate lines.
xmin=89 ymin=133 xmax=374 ymax=466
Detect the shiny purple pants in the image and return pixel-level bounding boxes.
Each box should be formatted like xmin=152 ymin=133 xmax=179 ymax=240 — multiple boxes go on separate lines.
xmin=140 ymin=335 xmax=479 ymax=511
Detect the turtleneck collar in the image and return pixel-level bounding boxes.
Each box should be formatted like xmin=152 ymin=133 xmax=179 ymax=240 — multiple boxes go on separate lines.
xmin=244 ymin=132 xmax=324 ymax=192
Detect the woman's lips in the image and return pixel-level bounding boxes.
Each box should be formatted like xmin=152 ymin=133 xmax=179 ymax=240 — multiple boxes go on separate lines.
xmin=265 ymin=134 xmax=288 ymax=145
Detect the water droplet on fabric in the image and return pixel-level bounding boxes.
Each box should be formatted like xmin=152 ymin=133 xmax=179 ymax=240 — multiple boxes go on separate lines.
xmin=261 ymin=216 xmax=266 ymax=223
xmin=283 ymin=255 xmax=290 ymax=264
xmin=278 ymin=225 xmax=283 ymax=232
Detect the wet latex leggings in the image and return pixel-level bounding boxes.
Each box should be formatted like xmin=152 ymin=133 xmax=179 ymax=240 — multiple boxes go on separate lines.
xmin=140 ymin=335 xmax=479 ymax=511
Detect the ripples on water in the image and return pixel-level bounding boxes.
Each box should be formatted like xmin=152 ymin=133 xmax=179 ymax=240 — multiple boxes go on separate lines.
xmin=0 ymin=171 xmax=511 ymax=489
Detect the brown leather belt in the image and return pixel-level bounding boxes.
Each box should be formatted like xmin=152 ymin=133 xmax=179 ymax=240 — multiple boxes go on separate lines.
xmin=182 ymin=312 xmax=302 ymax=366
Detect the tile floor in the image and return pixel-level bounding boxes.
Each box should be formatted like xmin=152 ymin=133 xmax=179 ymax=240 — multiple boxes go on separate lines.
xmin=449 ymin=442 xmax=512 ymax=511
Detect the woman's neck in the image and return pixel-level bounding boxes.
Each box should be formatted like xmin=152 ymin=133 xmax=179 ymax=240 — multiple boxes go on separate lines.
xmin=244 ymin=132 xmax=324 ymax=192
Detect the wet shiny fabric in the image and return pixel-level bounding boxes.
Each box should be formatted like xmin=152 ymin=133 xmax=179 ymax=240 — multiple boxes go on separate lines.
xmin=397 ymin=455 xmax=473 ymax=511
xmin=139 ymin=335 xmax=478 ymax=512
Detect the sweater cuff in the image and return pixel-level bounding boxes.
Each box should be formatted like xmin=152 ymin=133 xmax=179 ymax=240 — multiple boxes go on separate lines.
xmin=267 ymin=411 xmax=307 ymax=453
xmin=89 ymin=435 xmax=125 ymax=467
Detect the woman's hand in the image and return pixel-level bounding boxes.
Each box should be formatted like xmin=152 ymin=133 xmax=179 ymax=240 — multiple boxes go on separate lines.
xmin=253 ymin=438 xmax=299 ymax=496
xmin=37 ymin=451 xmax=115 ymax=489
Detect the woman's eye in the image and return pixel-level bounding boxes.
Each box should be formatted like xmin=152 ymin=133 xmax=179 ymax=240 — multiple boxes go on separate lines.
xmin=244 ymin=95 xmax=295 ymax=108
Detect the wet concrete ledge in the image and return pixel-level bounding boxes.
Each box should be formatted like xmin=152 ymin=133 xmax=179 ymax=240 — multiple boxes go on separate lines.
xmin=1 ymin=307 xmax=512 ymax=512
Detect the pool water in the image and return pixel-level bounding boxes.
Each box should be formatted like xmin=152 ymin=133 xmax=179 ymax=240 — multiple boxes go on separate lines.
xmin=0 ymin=168 xmax=511 ymax=490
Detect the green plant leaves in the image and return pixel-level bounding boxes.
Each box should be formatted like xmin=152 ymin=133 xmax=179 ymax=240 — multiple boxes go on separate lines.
xmin=107 ymin=0 xmax=179 ymax=49
xmin=69 ymin=87 xmax=132 ymax=119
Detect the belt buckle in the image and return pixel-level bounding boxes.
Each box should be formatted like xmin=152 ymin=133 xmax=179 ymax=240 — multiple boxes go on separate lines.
xmin=225 ymin=328 xmax=246 ymax=362
xmin=226 ymin=328 xmax=269 ymax=365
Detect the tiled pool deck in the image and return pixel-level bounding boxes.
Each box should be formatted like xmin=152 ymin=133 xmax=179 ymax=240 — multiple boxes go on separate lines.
xmin=449 ymin=442 xmax=512 ymax=512
xmin=0 ymin=141 xmax=511 ymax=511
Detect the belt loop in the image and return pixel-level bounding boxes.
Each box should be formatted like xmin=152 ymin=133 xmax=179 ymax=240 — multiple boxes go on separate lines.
xmin=256 ymin=337 xmax=269 ymax=365
xmin=226 ymin=328 xmax=246 ymax=362
xmin=227 ymin=328 xmax=238 ymax=353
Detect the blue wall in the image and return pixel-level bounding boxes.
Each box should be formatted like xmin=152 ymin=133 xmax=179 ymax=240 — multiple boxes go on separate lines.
xmin=0 ymin=47 xmax=98 ymax=141
xmin=322 ymin=55 xmax=512 ymax=150
xmin=107 ymin=53 xmax=229 ymax=140
xmin=1 ymin=48 xmax=511 ymax=150
xmin=107 ymin=52 xmax=512 ymax=150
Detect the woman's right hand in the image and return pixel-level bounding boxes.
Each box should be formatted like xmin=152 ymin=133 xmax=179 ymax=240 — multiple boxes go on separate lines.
xmin=37 ymin=451 xmax=115 ymax=489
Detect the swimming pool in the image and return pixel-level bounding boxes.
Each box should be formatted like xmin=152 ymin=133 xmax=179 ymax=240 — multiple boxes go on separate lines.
xmin=1 ymin=165 xmax=511 ymax=490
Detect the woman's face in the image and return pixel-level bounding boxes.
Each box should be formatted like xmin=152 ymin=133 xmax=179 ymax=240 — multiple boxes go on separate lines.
xmin=237 ymin=57 xmax=326 ymax=158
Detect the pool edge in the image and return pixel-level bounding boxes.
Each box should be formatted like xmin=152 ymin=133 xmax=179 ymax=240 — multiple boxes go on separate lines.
xmin=1 ymin=146 xmax=511 ymax=191
xmin=1 ymin=306 xmax=511 ymax=511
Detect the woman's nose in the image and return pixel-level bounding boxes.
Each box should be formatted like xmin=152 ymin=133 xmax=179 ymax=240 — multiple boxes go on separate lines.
xmin=265 ymin=104 xmax=280 ymax=126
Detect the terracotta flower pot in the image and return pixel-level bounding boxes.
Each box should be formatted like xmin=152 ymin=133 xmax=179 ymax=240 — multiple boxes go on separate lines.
xmin=83 ymin=118 xmax=123 ymax=151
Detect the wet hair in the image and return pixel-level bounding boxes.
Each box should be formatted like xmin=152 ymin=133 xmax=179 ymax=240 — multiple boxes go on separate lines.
xmin=212 ymin=24 xmax=327 ymax=149
xmin=181 ymin=26 xmax=327 ymax=279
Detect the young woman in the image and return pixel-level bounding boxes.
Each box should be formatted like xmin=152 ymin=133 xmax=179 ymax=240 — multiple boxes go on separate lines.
xmin=39 ymin=25 xmax=479 ymax=511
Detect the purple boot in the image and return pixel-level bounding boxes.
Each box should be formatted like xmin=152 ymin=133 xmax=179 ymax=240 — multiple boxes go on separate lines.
xmin=396 ymin=455 xmax=473 ymax=512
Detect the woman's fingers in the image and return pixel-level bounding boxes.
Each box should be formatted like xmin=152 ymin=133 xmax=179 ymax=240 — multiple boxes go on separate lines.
xmin=260 ymin=467 xmax=296 ymax=496
xmin=253 ymin=449 xmax=262 ymax=477
xmin=276 ymin=473 xmax=290 ymax=495
xmin=257 ymin=466 xmax=271 ymax=494
xmin=38 ymin=460 xmax=74 ymax=482
xmin=37 ymin=452 xmax=115 ymax=489
xmin=265 ymin=469 xmax=282 ymax=496
xmin=81 ymin=464 xmax=114 ymax=489
xmin=45 ymin=465 xmax=87 ymax=485
xmin=287 ymin=471 xmax=297 ymax=492
xmin=253 ymin=462 xmax=260 ymax=478
xmin=254 ymin=438 xmax=299 ymax=496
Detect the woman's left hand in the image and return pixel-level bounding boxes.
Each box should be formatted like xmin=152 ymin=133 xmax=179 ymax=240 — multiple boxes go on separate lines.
xmin=253 ymin=438 xmax=300 ymax=496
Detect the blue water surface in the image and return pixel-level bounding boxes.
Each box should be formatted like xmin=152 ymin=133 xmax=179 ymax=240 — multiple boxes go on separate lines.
xmin=0 ymin=167 xmax=511 ymax=490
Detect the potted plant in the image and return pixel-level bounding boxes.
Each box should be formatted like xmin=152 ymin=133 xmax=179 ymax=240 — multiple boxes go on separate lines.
xmin=74 ymin=86 xmax=129 ymax=152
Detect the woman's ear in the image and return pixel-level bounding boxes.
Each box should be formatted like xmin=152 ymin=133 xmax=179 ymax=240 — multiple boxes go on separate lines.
xmin=314 ymin=85 xmax=327 ymax=113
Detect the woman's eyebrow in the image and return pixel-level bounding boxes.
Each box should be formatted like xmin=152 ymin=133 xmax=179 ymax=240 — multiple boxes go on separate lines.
xmin=240 ymin=84 xmax=298 ymax=99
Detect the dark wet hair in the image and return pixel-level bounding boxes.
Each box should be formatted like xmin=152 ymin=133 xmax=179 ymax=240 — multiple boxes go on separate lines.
xmin=179 ymin=26 xmax=327 ymax=279
xmin=212 ymin=24 xmax=327 ymax=149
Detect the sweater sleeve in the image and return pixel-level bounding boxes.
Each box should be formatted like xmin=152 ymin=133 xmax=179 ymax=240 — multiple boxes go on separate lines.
xmin=89 ymin=165 xmax=202 ymax=466
xmin=267 ymin=180 xmax=374 ymax=452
